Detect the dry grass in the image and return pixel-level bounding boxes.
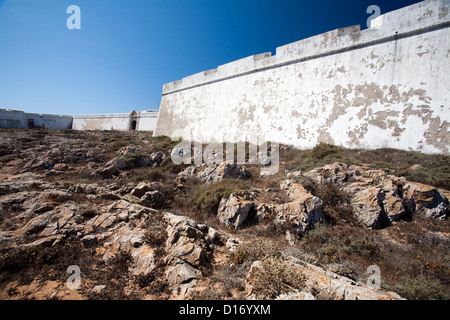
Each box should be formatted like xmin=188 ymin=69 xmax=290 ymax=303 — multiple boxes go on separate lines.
xmin=247 ymin=257 xmax=306 ymax=299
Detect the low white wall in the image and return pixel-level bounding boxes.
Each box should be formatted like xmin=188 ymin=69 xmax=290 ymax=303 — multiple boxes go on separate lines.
xmin=136 ymin=111 xmax=158 ymax=131
xmin=72 ymin=110 xmax=159 ymax=131
xmin=72 ymin=113 xmax=131 ymax=131
xmin=0 ymin=109 xmax=73 ymax=130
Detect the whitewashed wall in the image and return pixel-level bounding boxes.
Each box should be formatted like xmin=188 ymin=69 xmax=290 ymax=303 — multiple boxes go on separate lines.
xmin=72 ymin=113 xmax=131 ymax=131
xmin=0 ymin=109 xmax=73 ymax=130
xmin=154 ymin=0 xmax=450 ymax=155
xmin=72 ymin=111 xmax=158 ymax=131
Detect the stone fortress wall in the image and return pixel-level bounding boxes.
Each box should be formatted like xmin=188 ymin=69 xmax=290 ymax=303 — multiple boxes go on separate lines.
xmin=154 ymin=0 xmax=450 ymax=155
xmin=72 ymin=110 xmax=158 ymax=131
xmin=0 ymin=109 xmax=158 ymax=132
xmin=0 ymin=108 xmax=73 ymax=130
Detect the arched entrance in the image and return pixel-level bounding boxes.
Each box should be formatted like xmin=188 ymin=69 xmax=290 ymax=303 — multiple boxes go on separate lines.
xmin=129 ymin=111 xmax=139 ymax=131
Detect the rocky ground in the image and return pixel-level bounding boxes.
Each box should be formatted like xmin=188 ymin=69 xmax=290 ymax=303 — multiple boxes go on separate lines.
xmin=0 ymin=129 xmax=449 ymax=300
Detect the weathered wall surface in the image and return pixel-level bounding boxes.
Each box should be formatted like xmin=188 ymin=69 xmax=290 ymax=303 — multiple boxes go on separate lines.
xmin=72 ymin=111 xmax=158 ymax=131
xmin=0 ymin=109 xmax=73 ymax=130
xmin=72 ymin=113 xmax=131 ymax=131
xmin=137 ymin=111 xmax=159 ymax=132
xmin=154 ymin=0 xmax=450 ymax=155
xmin=0 ymin=109 xmax=158 ymax=132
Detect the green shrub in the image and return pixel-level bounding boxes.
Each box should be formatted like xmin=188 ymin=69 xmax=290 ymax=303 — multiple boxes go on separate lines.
xmin=160 ymin=157 xmax=184 ymax=174
xmin=123 ymin=152 xmax=146 ymax=166
xmin=311 ymin=143 xmax=344 ymax=159
xmin=397 ymin=164 xmax=450 ymax=190
xmin=104 ymin=140 xmax=128 ymax=152
xmin=192 ymin=179 xmax=250 ymax=217
xmin=396 ymin=275 xmax=448 ymax=300
xmin=150 ymin=135 xmax=179 ymax=152
xmin=288 ymin=143 xmax=346 ymax=172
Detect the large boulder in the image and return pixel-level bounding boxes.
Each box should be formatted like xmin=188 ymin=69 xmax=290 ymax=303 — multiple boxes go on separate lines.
xmin=274 ymin=180 xmax=324 ymax=236
xmin=217 ymin=192 xmax=265 ymax=229
xmin=178 ymin=163 xmax=251 ymax=184
xmin=301 ymin=162 xmax=448 ymax=228
xmin=402 ymin=182 xmax=449 ymax=219
xmin=140 ymin=190 xmax=166 ymax=209
xmin=350 ymin=187 xmax=391 ymax=229
xmin=163 ymin=212 xmax=227 ymax=296
xmin=95 ymin=224 xmax=156 ymax=276
xmin=95 ymin=157 xmax=128 ymax=177
xmin=248 ymin=256 xmax=404 ymax=300
xmin=164 ymin=213 xmax=215 ymax=267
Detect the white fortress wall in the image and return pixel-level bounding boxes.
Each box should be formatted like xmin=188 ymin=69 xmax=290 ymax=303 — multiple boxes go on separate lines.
xmin=154 ymin=0 xmax=450 ymax=155
xmin=136 ymin=111 xmax=159 ymax=131
xmin=0 ymin=109 xmax=73 ymax=130
xmin=72 ymin=110 xmax=159 ymax=131
xmin=72 ymin=113 xmax=132 ymax=131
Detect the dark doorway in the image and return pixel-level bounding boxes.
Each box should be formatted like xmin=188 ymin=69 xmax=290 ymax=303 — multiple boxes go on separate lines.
xmin=131 ymin=120 xmax=137 ymax=130
xmin=27 ymin=119 xmax=35 ymax=129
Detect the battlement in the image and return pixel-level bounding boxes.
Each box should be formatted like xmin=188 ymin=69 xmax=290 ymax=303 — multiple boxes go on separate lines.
xmin=162 ymin=0 xmax=450 ymax=95
xmin=155 ymin=0 xmax=450 ymax=155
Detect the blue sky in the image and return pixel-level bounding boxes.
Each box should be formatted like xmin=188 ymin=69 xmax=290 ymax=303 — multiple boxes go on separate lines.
xmin=0 ymin=0 xmax=422 ymax=115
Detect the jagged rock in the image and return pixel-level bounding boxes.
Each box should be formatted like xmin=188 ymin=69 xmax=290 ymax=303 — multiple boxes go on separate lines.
xmin=165 ymin=262 xmax=201 ymax=285
xmin=129 ymin=245 xmax=156 ymax=276
xmin=402 ymin=182 xmax=449 ymax=219
xmin=276 ymin=291 xmax=316 ymax=300
xmin=225 ymin=237 xmax=242 ymax=252
xmin=149 ymin=151 xmax=165 ymax=166
xmin=178 ymin=163 xmax=251 ymax=184
xmin=95 ymin=224 xmax=146 ymax=263
xmin=95 ymin=157 xmax=128 ymax=177
xmin=350 ymin=187 xmax=391 ymax=229
xmin=130 ymin=235 xmax=143 ymax=247
xmin=217 ymin=192 xmax=264 ymax=229
xmin=88 ymin=212 xmax=117 ymax=230
xmin=274 ymin=180 xmax=324 ymax=236
xmin=164 ymin=213 xmax=212 ymax=267
xmin=247 ymin=256 xmax=404 ymax=300
xmin=140 ymin=190 xmax=166 ymax=209
xmin=117 ymin=146 xmax=137 ymax=156
xmin=107 ymin=199 xmax=155 ymax=221
xmin=22 ymin=214 xmax=50 ymax=235
xmin=301 ymin=162 xmax=449 ymax=228
xmin=294 ymin=257 xmax=403 ymax=300
xmin=80 ymin=234 xmax=98 ymax=248
xmin=20 ymin=235 xmax=62 ymax=248
xmin=163 ymin=213 xmax=220 ymax=296
xmin=130 ymin=182 xmax=152 ymax=198
xmin=303 ymin=162 xmax=349 ymax=185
